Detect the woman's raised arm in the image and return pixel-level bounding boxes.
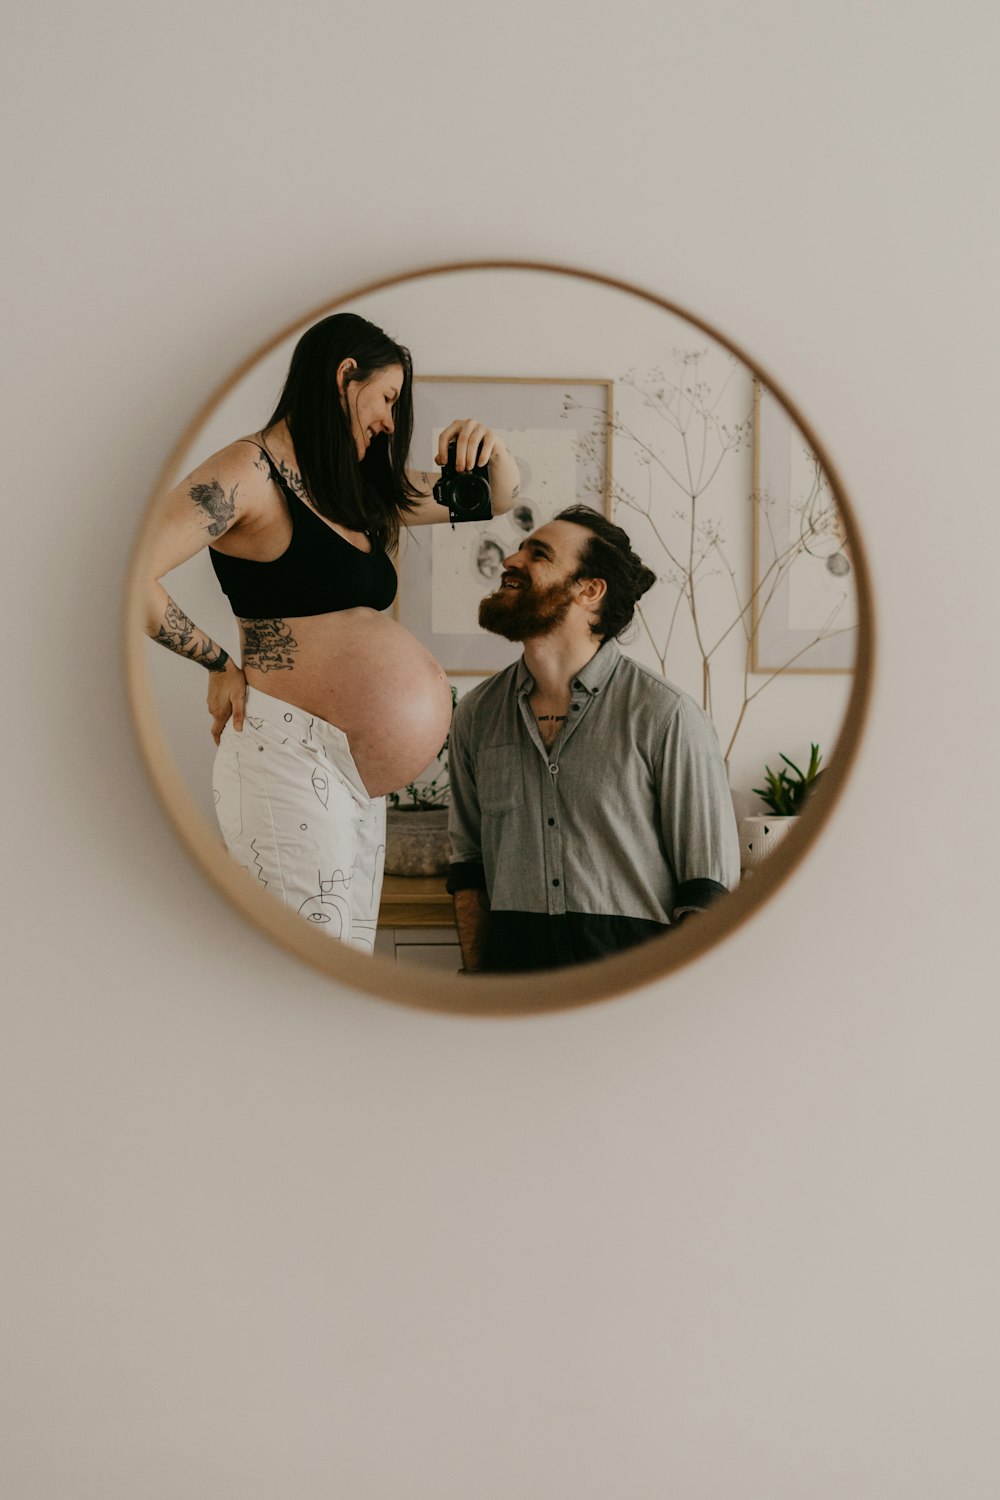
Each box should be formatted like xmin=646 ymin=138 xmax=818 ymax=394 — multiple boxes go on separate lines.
xmin=404 ymin=419 xmax=521 ymax=526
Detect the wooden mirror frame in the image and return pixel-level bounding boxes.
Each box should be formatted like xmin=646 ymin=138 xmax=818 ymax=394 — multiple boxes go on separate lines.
xmin=123 ymin=259 xmax=876 ymax=1017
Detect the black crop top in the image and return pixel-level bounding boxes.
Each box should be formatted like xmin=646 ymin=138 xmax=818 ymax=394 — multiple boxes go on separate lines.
xmin=209 ymin=446 xmax=398 ymax=619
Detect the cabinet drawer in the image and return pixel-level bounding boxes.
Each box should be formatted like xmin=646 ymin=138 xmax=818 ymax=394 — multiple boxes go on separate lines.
xmin=394 ymin=943 xmax=463 ymax=972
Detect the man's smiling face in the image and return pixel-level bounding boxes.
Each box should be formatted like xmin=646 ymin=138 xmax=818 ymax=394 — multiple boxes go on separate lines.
xmin=478 ymin=520 xmax=590 ymax=641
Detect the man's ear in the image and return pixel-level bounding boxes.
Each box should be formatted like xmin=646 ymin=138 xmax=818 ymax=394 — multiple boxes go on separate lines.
xmin=335 ymin=357 xmax=358 ymax=394
xmin=576 ymin=575 xmax=607 ymax=608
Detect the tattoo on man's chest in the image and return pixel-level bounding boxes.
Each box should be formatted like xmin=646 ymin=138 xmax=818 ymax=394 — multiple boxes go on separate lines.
xmin=190 ymin=478 xmax=238 ymax=537
xmin=240 ymin=617 xmax=299 ymax=671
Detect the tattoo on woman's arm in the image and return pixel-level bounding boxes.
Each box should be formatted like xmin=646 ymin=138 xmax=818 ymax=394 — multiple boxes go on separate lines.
xmin=190 ymin=478 xmax=238 ymax=537
xmin=240 ymin=617 xmax=298 ymax=672
xmin=154 ymin=597 xmax=228 ymax=669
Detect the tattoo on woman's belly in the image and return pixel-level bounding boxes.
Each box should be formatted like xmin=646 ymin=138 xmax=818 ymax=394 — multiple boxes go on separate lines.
xmin=240 ymin=618 xmax=299 ymax=671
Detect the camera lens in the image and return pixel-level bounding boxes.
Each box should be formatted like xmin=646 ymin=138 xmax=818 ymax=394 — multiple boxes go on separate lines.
xmin=449 ymin=473 xmax=491 ymax=515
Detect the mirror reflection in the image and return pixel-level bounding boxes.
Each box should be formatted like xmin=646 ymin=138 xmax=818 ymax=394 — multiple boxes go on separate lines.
xmin=141 ymin=267 xmax=860 ymax=982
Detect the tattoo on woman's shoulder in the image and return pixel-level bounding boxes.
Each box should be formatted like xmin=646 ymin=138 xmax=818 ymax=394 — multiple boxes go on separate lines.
xmin=190 ymin=478 xmax=238 ymax=537
xmin=274 ymin=456 xmax=308 ymax=500
xmin=240 ymin=617 xmax=299 ymax=671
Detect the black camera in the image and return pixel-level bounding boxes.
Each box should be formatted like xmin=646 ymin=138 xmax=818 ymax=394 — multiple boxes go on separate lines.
xmin=433 ymin=440 xmax=493 ymax=527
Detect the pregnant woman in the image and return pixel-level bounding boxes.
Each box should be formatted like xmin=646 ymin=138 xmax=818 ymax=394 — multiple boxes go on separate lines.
xmin=145 ymin=312 xmax=519 ymax=952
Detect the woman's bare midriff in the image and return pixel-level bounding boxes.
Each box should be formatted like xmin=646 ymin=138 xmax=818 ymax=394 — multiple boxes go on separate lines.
xmin=240 ymin=607 xmax=453 ymax=797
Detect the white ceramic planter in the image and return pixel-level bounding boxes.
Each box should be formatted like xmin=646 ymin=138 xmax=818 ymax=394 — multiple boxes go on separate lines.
xmin=738 ymin=814 xmax=798 ymax=871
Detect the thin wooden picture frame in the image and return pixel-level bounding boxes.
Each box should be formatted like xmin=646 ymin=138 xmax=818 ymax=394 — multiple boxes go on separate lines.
xmin=751 ymin=380 xmax=858 ymax=674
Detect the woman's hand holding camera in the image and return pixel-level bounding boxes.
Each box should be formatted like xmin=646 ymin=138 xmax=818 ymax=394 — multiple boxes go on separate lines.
xmin=434 ymin=419 xmax=520 ymax=518
xmin=435 ymin=419 xmax=507 ymax=473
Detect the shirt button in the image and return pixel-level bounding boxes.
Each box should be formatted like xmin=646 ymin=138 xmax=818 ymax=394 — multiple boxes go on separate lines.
xmin=547 ymin=817 xmax=555 ymax=826
xmin=571 ymin=704 xmax=580 ymax=711
xmin=552 ymin=878 xmax=560 ymax=887
xmin=549 ymin=763 xmax=558 ymax=774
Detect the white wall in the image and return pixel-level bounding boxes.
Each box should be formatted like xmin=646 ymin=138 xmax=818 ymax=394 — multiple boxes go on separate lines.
xmin=4 ymin=3 xmax=998 ymax=1496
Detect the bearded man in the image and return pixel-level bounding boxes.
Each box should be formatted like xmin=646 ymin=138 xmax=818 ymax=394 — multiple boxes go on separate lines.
xmin=446 ymin=504 xmax=740 ymax=974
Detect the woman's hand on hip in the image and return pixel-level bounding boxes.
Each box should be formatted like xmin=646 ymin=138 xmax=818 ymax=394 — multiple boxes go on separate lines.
xmin=208 ymin=659 xmax=247 ymax=745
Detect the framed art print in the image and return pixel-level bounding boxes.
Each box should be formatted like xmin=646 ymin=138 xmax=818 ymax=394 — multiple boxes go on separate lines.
xmin=752 ymin=381 xmax=857 ymax=673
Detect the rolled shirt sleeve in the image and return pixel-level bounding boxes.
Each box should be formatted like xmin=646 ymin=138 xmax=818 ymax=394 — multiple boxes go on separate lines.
xmin=446 ymin=696 xmax=488 ymax=893
xmin=657 ymin=693 xmax=740 ymax=921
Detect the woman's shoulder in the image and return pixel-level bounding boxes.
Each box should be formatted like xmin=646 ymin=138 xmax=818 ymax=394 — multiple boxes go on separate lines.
xmin=218 ymin=434 xmax=276 ymax=478
xmin=178 ymin=434 xmax=271 ymax=482
xmin=231 ymin=429 xmax=310 ymax=502
xmin=162 ymin=435 xmax=282 ymax=537
xmin=201 ymin=434 xmax=280 ymax=495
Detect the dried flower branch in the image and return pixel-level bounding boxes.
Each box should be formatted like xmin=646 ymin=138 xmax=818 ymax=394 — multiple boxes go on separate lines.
xmin=565 ymin=353 xmax=856 ymax=768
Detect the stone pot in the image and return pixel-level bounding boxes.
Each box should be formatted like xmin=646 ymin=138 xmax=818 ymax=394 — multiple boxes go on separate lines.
xmin=384 ymin=806 xmax=451 ymax=877
xmin=738 ymin=813 xmax=798 ymax=872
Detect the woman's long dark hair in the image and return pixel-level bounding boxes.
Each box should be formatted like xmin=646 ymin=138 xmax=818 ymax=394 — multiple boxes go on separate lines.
xmin=265 ymin=312 xmax=420 ymax=552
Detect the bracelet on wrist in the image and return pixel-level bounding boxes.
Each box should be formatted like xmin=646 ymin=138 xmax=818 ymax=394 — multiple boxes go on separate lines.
xmin=205 ymin=649 xmax=230 ymax=673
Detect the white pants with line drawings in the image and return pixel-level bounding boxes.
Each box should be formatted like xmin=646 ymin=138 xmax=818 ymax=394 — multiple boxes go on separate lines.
xmin=212 ymin=687 xmax=386 ymax=954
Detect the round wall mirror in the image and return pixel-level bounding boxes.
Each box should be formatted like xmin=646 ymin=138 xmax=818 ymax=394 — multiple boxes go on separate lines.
xmin=124 ymin=261 xmax=874 ymax=1015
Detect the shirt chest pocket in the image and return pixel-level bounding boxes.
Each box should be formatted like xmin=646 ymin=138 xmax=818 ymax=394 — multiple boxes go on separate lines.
xmin=476 ymin=744 xmax=525 ymax=817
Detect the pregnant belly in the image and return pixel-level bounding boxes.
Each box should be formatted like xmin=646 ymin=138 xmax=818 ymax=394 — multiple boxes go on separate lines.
xmin=241 ymin=609 xmax=454 ymax=797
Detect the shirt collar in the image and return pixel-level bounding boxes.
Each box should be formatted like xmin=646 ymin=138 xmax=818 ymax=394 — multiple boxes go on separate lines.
xmin=515 ymin=638 xmax=622 ymax=696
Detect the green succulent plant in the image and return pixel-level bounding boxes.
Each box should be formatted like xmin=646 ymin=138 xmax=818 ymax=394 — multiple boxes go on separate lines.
xmin=753 ymin=743 xmax=823 ymax=816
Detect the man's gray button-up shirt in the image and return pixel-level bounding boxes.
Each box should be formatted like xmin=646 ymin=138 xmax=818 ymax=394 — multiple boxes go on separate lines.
xmin=447 ymin=640 xmax=740 ymax=927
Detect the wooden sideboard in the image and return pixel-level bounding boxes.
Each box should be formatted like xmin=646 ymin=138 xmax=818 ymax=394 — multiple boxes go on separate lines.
xmin=375 ymin=875 xmax=461 ymax=969
xmin=377 ymin=874 xmax=453 ymax=927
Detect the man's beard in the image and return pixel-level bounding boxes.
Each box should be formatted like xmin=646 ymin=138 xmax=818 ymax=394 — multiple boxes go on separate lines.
xmin=478 ymin=575 xmax=577 ymax=641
